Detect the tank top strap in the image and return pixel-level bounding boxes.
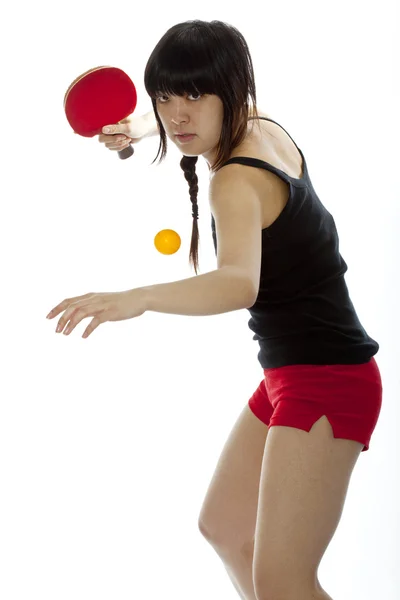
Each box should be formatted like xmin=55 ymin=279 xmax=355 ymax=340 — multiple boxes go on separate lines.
xmin=248 ymin=116 xmax=302 ymax=153
xmin=219 ymin=116 xmax=307 ymax=185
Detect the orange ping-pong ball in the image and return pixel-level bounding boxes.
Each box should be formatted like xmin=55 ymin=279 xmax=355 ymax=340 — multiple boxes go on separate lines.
xmin=154 ymin=229 xmax=181 ymax=255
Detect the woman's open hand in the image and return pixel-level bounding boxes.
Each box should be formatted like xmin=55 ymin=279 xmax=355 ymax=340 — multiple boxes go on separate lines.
xmin=46 ymin=289 xmax=147 ymax=338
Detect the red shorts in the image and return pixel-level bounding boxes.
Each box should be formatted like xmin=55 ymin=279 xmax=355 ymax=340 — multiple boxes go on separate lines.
xmin=248 ymin=357 xmax=383 ymax=452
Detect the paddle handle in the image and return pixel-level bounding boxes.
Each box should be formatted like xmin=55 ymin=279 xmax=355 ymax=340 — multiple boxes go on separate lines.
xmin=118 ymin=144 xmax=134 ymax=160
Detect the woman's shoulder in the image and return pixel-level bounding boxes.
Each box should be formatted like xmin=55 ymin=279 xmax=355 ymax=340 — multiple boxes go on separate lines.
xmin=256 ymin=110 xmax=273 ymax=119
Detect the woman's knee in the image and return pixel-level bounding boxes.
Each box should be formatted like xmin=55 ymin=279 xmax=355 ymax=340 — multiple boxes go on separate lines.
xmin=198 ymin=404 xmax=269 ymax=552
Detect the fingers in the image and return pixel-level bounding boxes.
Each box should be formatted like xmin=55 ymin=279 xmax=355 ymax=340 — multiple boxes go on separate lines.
xmin=98 ymin=134 xmax=132 ymax=151
xmin=55 ymin=305 xmax=87 ymax=335
xmin=47 ymin=293 xmax=94 ymax=319
xmin=98 ymin=134 xmax=129 ymax=143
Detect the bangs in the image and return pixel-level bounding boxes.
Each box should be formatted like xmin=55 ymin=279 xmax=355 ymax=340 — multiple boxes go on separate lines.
xmin=145 ymin=36 xmax=219 ymax=99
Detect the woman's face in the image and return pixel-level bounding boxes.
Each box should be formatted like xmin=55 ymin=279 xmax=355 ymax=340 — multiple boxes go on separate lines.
xmin=155 ymin=92 xmax=224 ymax=169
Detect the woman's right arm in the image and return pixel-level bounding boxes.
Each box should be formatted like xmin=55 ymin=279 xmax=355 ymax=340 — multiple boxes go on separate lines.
xmin=98 ymin=110 xmax=160 ymax=152
xmin=142 ymin=110 xmax=160 ymax=138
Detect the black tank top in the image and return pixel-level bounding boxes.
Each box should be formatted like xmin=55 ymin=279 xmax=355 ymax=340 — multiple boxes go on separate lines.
xmin=211 ymin=117 xmax=379 ymax=369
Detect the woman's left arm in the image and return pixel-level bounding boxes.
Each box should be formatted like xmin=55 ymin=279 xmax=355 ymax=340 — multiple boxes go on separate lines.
xmin=46 ymin=266 xmax=256 ymax=338
xmin=142 ymin=265 xmax=256 ymax=316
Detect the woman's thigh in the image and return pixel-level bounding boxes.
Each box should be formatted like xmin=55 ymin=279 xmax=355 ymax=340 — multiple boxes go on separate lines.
xmin=198 ymin=397 xmax=269 ymax=554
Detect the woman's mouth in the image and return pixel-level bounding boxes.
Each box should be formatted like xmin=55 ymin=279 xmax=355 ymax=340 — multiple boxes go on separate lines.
xmin=176 ymin=134 xmax=196 ymax=143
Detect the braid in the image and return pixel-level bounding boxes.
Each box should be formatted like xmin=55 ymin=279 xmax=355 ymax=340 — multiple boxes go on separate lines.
xmin=180 ymin=155 xmax=200 ymax=274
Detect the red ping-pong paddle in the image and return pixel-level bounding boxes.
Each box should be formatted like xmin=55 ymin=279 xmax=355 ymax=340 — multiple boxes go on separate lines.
xmin=64 ymin=66 xmax=137 ymax=160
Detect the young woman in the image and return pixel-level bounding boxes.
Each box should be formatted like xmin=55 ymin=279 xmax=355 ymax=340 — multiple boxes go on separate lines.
xmin=48 ymin=20 xmax=382 ymax=600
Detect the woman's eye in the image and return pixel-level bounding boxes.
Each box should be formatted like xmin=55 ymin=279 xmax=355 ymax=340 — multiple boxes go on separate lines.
xmin=188 ymin=93 xmax=202 ymax=101
xmin=157 ymin=93 xmax=202 ymax=103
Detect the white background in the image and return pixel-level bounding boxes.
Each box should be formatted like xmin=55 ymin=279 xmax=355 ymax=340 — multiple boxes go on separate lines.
xmin=0 ymin=1 xmax=399 ymax=598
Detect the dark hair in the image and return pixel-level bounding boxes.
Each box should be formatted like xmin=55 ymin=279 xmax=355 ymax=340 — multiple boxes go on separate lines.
xmin=144 ymin=20 xmax=260 ymax=275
